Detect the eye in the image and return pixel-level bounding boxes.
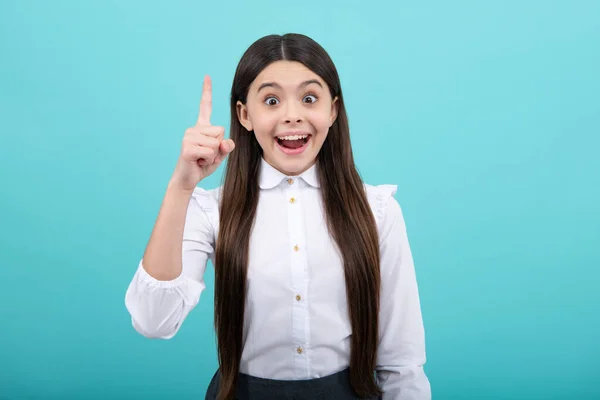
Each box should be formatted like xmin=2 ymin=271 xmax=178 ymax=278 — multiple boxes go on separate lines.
xmin=264 ymin=96 xmax=280 ymax=106
xmin=303 ymin=94 xmax=318 ymax=104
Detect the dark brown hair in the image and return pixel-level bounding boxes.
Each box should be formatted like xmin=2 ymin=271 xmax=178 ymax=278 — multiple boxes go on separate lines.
xmin=214 ymin=33 xmax=382 ymax=400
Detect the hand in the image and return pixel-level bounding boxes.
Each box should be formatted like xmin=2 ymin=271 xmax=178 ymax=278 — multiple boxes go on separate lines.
xmin=170 ymin=75 xmax=235 ymax=191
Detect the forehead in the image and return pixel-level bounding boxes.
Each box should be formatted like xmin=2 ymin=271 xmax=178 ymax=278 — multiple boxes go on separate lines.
xmin=252 ymin=61 xmax=324 ymax=89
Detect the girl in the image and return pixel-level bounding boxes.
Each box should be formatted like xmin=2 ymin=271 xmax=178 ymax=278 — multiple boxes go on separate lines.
xmin=125 ymin=33 xmax=431 ymax=400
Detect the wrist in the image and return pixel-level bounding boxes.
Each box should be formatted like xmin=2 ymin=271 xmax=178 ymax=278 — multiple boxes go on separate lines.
xmin=166 ymin=179 xmax=196 ymax=196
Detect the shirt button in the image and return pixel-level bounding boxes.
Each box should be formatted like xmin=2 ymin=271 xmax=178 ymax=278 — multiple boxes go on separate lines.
xmin=295 ymin=294 xmax=302 ymax=301
xmin=287 ymin=178 xmax=294 ymax=185
xmin=289 ymin=197 xmax=296 ymax=204
xmin=297 ymin=346 xmax=303 ymax=354
xmin=293 ymin=245 xmax=299 ymax=252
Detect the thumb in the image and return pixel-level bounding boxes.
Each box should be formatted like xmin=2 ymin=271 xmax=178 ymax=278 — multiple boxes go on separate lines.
xmin=214 ymin=139 xmax=235 ymax=164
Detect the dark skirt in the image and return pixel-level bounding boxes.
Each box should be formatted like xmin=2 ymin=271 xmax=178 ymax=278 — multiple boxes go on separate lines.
xmin=205 ymin=367 xmax=382 ymax=400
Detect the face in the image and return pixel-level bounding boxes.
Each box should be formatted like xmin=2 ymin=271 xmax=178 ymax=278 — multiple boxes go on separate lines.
xmin=237 ymin=60 xmax=339 ymax=176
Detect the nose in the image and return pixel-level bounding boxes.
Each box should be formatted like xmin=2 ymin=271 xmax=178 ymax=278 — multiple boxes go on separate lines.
xmin=285 ymin=116 xmax=303 ymax=124
xmin=283 ymin=101 xmax=303 ymax=124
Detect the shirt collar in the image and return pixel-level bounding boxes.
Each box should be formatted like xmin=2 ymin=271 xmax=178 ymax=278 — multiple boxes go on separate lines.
xmin=258 ymin=157 xmax=320 ymax=189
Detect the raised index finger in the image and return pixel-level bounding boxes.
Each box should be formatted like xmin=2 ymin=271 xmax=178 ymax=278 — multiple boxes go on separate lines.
xmin=197 ymin=75 xmax=212 ymax=125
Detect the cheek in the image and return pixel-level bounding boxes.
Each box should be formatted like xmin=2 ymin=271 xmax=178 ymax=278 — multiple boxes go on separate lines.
xmin=251 ymin=113 xmax=279 ymax=144
xmin=309 ymin=109 xmax=333 ymax=132
xmin=254 ymin=113 xmax=279 ymax=130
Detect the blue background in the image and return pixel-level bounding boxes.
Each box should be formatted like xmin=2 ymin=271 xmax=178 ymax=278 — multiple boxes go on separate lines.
xmin=1 ymin=1 xmax=598 ymax=399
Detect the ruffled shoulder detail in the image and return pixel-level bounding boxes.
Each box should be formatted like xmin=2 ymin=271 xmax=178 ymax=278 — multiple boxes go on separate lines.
xmin=190 ymin=186 xmax=221 ymax=212
xmin=364 ymin=183 xmax=398 ymax=226
xmin=188 ymin=186 xmax=222 ymax=237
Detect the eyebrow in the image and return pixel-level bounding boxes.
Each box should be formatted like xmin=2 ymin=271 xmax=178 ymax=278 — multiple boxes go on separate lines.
xmin=257 ymin=79 xmax=323 ymax=93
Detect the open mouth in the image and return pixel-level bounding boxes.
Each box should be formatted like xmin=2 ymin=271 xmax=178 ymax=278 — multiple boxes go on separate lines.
xmin=274 ymin=134 xmax=312 ymax=155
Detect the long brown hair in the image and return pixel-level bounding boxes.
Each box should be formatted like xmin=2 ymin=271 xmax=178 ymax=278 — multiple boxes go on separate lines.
xmin=214 ymin=33 xmax=382 ymax=400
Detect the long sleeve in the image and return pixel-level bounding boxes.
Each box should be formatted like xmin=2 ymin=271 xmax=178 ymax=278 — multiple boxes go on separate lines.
xmin=373 ymin=185 xmax=431 ymax=399
xmin=124 ymin=187 xmax=218 ymax=339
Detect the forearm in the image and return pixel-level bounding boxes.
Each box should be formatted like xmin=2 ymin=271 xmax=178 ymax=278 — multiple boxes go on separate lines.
xmin=142 ymin=181 xmax=196 ymax=281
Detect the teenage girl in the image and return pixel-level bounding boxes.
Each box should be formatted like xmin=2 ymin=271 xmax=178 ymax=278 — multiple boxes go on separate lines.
xmin=125 ymin=33 xmax=431 ymax=400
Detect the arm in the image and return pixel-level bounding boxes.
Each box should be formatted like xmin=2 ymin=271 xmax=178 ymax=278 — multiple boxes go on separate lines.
xmin=124 ymin=186 xmax=217 ymax=339
xmin=376 ymin=192 xmax=431 ymax=399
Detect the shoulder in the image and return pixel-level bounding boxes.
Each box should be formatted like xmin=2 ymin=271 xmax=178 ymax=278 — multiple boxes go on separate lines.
xmin=187 ymin=185 xmax=222 ymax=230
xmin=190 ymin=185 xmax=222 ymax=211
xmin=363 ymin=183 xmax=404 ymax=230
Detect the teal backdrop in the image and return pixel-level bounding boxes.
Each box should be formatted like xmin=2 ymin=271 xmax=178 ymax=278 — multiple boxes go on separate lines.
xmin=1 ymin=1 xmax=598 ymax=399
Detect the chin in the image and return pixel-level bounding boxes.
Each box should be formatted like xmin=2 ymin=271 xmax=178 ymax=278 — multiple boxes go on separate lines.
xmin=270 ymin=152 xmax=317 ymax=176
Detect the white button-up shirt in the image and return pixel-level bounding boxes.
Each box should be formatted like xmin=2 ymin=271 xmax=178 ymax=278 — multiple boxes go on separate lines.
xmin=125 ymin=158 xmax=431 ymax=399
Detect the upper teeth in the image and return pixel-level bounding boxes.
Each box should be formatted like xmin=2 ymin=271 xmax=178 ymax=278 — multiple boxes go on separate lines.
xmin=277 ymin=134 xmax=308 ymax=140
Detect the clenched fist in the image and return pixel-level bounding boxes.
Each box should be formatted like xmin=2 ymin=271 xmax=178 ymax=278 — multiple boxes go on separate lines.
xmin=169 ymin=75 xmax=235 ymax=191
